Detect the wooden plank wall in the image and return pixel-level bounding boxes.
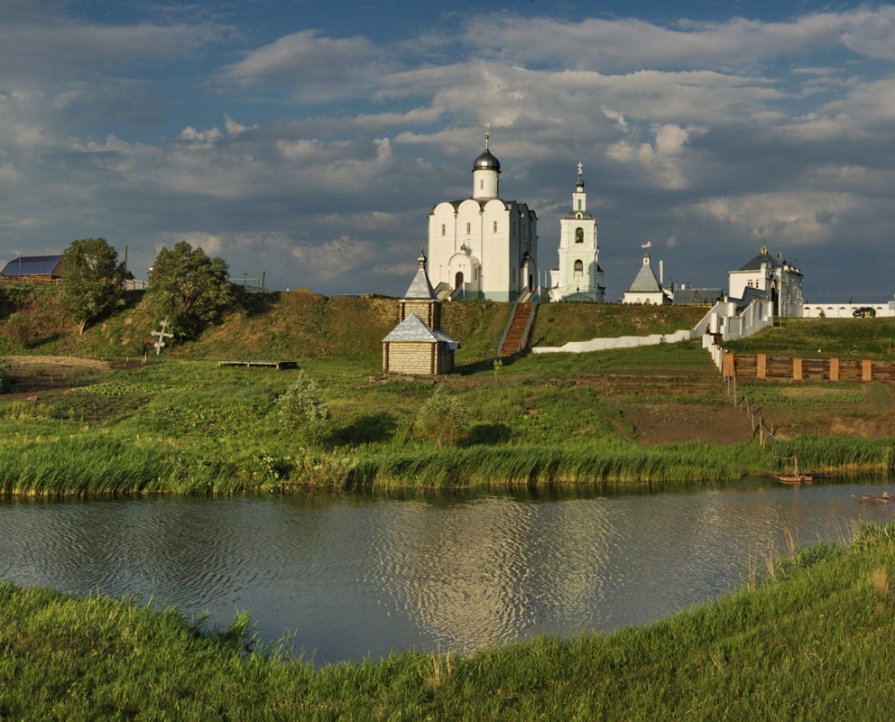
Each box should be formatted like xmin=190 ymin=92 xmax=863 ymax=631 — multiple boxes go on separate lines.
xmin=724 ymin=353 xmax=895 ymax=381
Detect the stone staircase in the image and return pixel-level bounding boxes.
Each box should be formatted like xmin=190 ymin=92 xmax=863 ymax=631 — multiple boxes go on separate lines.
xmin=498 ymin=302 xmax=533 ymax=356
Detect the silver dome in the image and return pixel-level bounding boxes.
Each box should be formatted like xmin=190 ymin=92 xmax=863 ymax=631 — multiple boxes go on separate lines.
xmin=472 ymin=148 xmax=501 ymax=172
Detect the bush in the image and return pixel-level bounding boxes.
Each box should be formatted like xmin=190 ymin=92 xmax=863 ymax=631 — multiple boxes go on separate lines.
xmin=414 ymin=385 xmax=466 ymax=449
xmin=0 ymin=361 xmax=9 ymax=393
xmin=276 ymin=371 xmax=331 ymax=444
xmin=5 ymin=312 xmax=36 ymax=349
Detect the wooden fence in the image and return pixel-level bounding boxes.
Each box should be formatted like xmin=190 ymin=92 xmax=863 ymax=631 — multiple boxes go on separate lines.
xmin=723 ymin=353 xmax=895 ymax=382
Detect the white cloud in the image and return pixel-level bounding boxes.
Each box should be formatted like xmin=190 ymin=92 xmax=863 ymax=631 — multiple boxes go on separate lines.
xmin=0 ymin=4 xmax=227 ymax=83
xmin=223 ymin=30 xmax=385 ymax=102
xmin=607 ymin=124 xmax=705 ymax=190
xmin=290 ymin=236 xmax=382 ymax=281
xmin=692 ymin=191 xmax=860 ymax=246
xmin=463 ymin=9 xmax=895 ymax=70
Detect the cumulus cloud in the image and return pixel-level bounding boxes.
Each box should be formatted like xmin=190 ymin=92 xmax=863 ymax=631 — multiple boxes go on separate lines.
xmin=462 ymin=9 xmax=895 ymax=70
xmin=0 ymin=2 xmax=227 ymax=83
xmin=692 ymin=191 xmax=860 ymax=246
xmin=608 ymin=124 xmax=706 ymax=190
xmin=223 ymin=30 xmax=386 ymax=102
xmin=2 ymin=4 xmax=895 ymax=300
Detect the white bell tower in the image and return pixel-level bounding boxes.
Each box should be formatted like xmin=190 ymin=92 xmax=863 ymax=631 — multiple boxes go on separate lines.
xmin=550 ymin=163 xmax=604 ymax=301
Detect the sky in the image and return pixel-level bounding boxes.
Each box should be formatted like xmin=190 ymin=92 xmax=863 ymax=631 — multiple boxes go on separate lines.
xmin=1 ymin=0 xmax=894 ymax=302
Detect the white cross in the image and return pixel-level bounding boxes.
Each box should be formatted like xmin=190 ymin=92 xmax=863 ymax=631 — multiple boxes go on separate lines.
xmin=151 ymin=318 xmax=174 ymax=355
xmin=577 ymin=162 xmax=584 ymax=176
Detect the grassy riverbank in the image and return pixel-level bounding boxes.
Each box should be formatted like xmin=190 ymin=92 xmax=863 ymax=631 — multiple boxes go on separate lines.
xmin=3 ymin=523 xmax=895 ymax=719
xmin=1 ymin=288 xmax=894 ymax=494
xmin=2 ymin=348 xmax=893 ymax=496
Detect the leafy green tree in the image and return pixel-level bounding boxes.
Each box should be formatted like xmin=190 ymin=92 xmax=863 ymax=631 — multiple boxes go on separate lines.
xmin=277 ymin=370 xmax=331 ymax=444
xmin=146 ymin=241 xmax=234 ymax=338
xmin=414 ymin=385 xmax=466 ymax=448
xmin=59 ymin=238 xmax=125 ymax=335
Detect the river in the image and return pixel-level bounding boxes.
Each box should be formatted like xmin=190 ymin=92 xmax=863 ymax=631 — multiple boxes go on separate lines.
xmin=1 ymin=480 xmax=893 ymax=664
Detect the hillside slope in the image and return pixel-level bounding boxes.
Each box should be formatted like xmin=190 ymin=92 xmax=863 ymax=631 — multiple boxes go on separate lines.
xmin=0 ymin=286 xmax=707 ymax=364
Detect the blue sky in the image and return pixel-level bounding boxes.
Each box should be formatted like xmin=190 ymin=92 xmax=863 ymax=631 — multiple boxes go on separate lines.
xmin=1 ymin=0 xmax=894 ymax=301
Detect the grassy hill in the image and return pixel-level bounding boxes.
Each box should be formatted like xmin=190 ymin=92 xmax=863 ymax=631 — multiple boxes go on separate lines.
xmin=0 ymin=285 xmax=706 ymax=364
xmin=724 ymin=317 xmax=895 ymax=360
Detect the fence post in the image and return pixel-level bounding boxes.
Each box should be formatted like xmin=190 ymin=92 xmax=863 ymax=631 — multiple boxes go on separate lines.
xmin=829 ymin=358 xmax=839 ymax=382
xmin=862 ymin=360 xmax=873 ymax=381
xmin=793 ymin=358 xmax=803 ymax=381
xmin=757 ymin=353 xmax=767 ymax=380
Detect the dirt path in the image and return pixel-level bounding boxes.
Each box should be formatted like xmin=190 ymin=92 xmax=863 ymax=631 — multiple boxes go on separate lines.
xmin=621 ymin=401 xmax=754 ymax=444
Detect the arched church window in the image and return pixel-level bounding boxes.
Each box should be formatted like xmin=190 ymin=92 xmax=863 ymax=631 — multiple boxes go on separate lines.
xmin=466 ymin=222 xmax=471 ymax=235
xmin=577 ymin=199 xmax=582 ymax=210
xmin=480 ymin=179 xmax=484 ymax=190
xmin=493 ymin=221 xmax=497 ymax=233
xmin=574 ymin=259 xmax=583 ymax=275
xmin=455 ymin=271 xmax=464 ymax=289
xmin=575 ymin=228 xmax=584 ymax=244
xmin=441 ymin=224 xmax=446 ymax=237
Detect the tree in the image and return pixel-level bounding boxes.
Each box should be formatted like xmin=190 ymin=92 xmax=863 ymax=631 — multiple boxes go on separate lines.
xmin=59 ymin=238 xmax=126 ymax=335
xmin=414 ymin=385 xmax=466 ymax=448
xmin=277 ymin=371 xmax=331 ymax=444
xmin=146 ymin=241 xmax=234 ymax=338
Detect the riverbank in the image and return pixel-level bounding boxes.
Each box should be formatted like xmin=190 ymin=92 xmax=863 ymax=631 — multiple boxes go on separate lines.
xmin=1 ymin=347 xmax=894 ymax=496
xmin=3 ymin=523 xmax=895 ymax=719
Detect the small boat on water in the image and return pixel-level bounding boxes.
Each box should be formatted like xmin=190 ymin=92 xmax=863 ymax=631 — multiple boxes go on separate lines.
xmin=775 ymin=454 xmax=813 ymax=485
xmin=776 ymin=473 xmax=813 ymax=485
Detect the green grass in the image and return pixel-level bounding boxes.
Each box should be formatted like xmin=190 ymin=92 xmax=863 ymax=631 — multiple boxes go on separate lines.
xmin=725 ymin=317 xmax=895 ymax=359
xmin=4 ymin=524 xmax=895 ymax=719
xmin=0 ymin=352 xmax=891 ymax=496
xmin=1 ymin=288 xmax=894 ymax=495
xmin=532 ymin=303 xmax=707 ymax=347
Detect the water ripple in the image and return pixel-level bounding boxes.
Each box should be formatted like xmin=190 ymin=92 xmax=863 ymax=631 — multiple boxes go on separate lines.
xmin=1 ymin=483 xmax=894 ymax=663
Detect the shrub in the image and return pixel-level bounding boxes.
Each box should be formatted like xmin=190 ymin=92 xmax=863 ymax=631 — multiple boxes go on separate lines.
xmin=0 ymin=361 xmax=9 ymax=393
xmin=414 ymin=385 xmax=466 ymax=449
xmin=6 ymin=312 xmax=36 ymax=349
xmin=276 ymin=371 xmax=331 ymax=444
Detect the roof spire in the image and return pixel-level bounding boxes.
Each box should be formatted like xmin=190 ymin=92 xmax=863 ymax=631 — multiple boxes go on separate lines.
xmin=484 ymin=122 xmax=491 ymax=150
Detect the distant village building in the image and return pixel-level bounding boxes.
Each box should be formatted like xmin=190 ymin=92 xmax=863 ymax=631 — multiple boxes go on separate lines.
xmin=621 ymin=252 xmax=671 ymax=305
xmin=382 ymin=255 xmax=459 ymax=376
xmin=727 ymin=246 xmax=803 ymax=318
xmin=802 ymin=299 xmax=895 ymax=319
xmin=1 ymin=255 xmax=63 ymax=284
xmin=426 ymin=131 xmax=538 ymax=301
xmin=673 ymin=284 xmax=723 ymax=305
xmin=548 ymin=163 xmax=605 ymax=302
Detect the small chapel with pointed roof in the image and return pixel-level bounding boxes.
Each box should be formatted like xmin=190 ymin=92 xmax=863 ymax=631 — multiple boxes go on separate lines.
xmin=622 ymin=252 xmax=671 ymax=305
xmin=382 ymin=255 xmax=459 ymax=375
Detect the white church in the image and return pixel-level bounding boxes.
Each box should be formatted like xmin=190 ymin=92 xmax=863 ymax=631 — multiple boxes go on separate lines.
xmin=426 ymin=133 xmax=539 ymax=301
xmin=548 ymin=164 xmax=605 ymax=302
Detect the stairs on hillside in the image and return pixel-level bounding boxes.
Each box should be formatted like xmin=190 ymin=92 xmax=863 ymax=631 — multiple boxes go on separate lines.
xmin=499 ymin=302 xmax=533 ymax=357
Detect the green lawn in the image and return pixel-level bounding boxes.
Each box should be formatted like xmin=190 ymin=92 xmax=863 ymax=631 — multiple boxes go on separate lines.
xmin=724 ymin=317 xmax=895 ymax=359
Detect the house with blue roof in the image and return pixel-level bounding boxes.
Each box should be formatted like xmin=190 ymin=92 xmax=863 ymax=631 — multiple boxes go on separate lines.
xmin=1 ymin=255 xmax=64 ymax=283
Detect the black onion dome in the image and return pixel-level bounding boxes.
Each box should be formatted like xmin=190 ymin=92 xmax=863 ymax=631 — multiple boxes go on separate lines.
xmin=472 ymin=148 xmax=501 ymax=172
